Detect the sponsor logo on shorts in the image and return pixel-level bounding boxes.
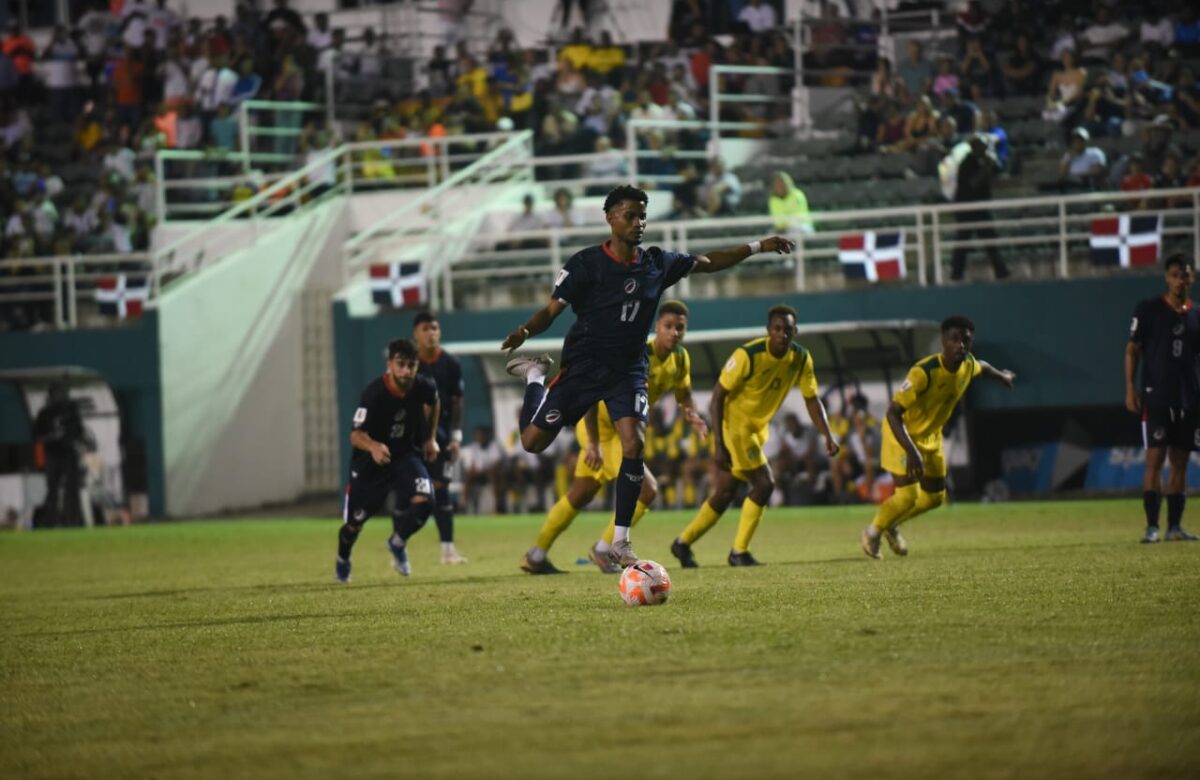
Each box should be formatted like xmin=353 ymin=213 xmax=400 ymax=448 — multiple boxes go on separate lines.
xmin=1153 ymin=427 xmax=1166 ymax=441
xmin=544 ymin=409 xmax=562 ymax=424
xmin=353 ymin=509 xmax=366 ymax=520
xmin=415 ymin=477 xmax=432 ymax=495
xmin=624 ymin=278 xmax=638 ymax=294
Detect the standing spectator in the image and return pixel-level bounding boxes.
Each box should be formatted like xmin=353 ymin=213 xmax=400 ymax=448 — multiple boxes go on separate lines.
xmin=112 ymin=45 xmax=145 ymax=138
xmin=931 ymin=57 xmax=960 ymax=100
xmin=898 ymin=40 xmax=932 ymax=100
xmin=1043 ymin=49 xmax=1087 ymax=124
xmin=461 ymin=425 xmax=506 ymax=514
xmin=196 ymin=54 xmax=237 ymax=137
xmin=1140 ymin=9 xmax=1175 ymax=55
xmin=870 ymin=57 xmax=896 ymax=99
xmin=209 ymin=104 xmax=238 ymax=151
xmin=42 ymin=26 xmax=80 ymax=124
xmin=1000 ymin=33 xmax=1042 ymax=97
xmin=701 ymin=157 xmax=741 ymax=216
xmin=738 ymin=0 xmax=777 ymax=33
xmin=1079 ymin=7 xmax=1129 ymax=66
xmin=2 ymin=22 xmax=36 ymax=104
xmin=768 ymin=171 xmax=813 ymax=235
xmin=162 ymin=50 xmax=191 ymax=109
xmin=356 ymin=28 xmax=385 ymax=80
xmin=76 ymin=2 xmax=113 ymax=101
xmin=33 ymin=384 xmax=88 ymax=528
xmin=979 ymin=110 xmax=1010 ymax=170
xmin=230 ymin=56 xmax=262 ymax=105
xmin=1057 ymin=127 xmax=1106 ymax=191
xmin=307 ymin=12 xmax=333 ymax=52
xmin=146 ymin=0 xmax=179 ymax=51
xmin=950 ymin=135 xmax=1008 ymax=281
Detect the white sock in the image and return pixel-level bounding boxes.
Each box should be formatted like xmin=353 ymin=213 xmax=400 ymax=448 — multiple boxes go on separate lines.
xmin=441 ymin=542 xmax=455 ymax=555
xmin=594 ymin=540 xmax=611 ymax=553
xmin=390 ymin=532 xmax=405 ymax=547
xmin=865 ymin=525 xmax=880 ymax=539
xmin=613 ymin=526 xmax=629 ymax=544
xmin=528 ymin=546 xmax=546 ymax=562
xmin=526 ymin=366 xmax=546 ymax=385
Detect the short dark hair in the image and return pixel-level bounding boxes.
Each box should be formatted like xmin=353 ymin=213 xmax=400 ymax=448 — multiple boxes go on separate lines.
xmin=387 ymin=338 xmax=418 ymax=360
xmin=603 ymin=185 xmax=649 ymax=213
xmin=1165 ymin=253 xmax=1194 ymax=272
xmin=412 ymin=310 xmax=437 ymax=329
xmin=768 ymin=304 xmax=797 ymax=325
xmin=659 ymin=300 xmax=689 ymax=318
xmin=941 ymin=315 xmax=975 ymax=334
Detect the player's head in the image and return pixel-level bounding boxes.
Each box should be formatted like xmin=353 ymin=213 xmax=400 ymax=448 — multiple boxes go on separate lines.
xmin=1164 ymin=253 xmax=1194 ymax=297
xmin=767 ymin=304 xmax=797 ymax=356
xmin=655 ymin=299 xmax=689 ymax=350
xmin=412 ymin=310 xmax=441 ymax=352
xmin=386 ymin=338 xmax=419 ymax=387
xmin=940 ymin=315 xmax=975 ymax=360
xmin=603 ymin=185 xmax=649 ymax=245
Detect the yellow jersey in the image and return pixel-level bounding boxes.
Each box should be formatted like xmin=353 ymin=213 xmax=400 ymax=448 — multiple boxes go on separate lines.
xmin=719 ymin=338 xmax=819 ymax=432
xmin=894 ymin=353 xmax=983 ymax=440
xmin=576 ymin=341 xmax=693 ymax=444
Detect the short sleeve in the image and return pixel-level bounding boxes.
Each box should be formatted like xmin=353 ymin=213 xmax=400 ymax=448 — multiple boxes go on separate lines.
xmin=423 ymin=377 xmax=440 ymax=407
xmin=551 ymin=253 xmax=587 ymax=305
xmin=352 ymin=386 xmax=376 ymax=430
xmin=893 ymin=365 xmax=930 ymax=408
xmin=449 ymin=358 xmax=464 ymax=398
xmin=795 ymin=353 xmax=819 ymax=399
xmin=971 ymin=356 xmax=984 ymax=378
xmin=661 ymin=250 xmax=698 ymax=288
xmin=718 ymin=348 xmax=751 ymax=392
xmin=1129 ymin=301 xmax=1147 ymax=345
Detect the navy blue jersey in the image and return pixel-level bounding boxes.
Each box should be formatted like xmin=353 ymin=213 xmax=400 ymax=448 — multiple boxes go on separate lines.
xmin=351 ymin=373 xmax=439 ymax=468
xmin=417 ymin=349 xmax=463 ymax=445
xmin=1130 ymin=296 xmax=1200 ymax=410
xmin=551 ymin=242 xmax=697 ymax=375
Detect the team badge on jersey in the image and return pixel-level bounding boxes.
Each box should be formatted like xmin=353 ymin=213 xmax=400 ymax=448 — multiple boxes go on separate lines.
xmin=624 ymin=278 xmax=638 ymax=294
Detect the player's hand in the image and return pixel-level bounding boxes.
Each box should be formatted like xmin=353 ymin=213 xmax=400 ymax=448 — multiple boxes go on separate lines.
xmin=446 ymin=439 xmax=461 ymax=463
xmin=1125 ymin=388 xmax=1141 ymax=415
xmin=904 ymin=448 xmax=924 ymax=480
xmin=584 ymin=441 xmax=603 ymax=470
xmin=683 ymin=406 xmax=709 ymax=438
xmin=825 ymin=437 xmax=840 ymax=458
xmin=501 ymin=327 xmax=527 ymax=355
xmin=371 ymin=442 xmax=392 ymax=466
xmin=760 ymin=236 xmax=796 ymax=254
xmin=998 ymin=369 xmax=1016 ymax=389
xmin=423 ymin=439 xmax=440 ymax=463
xmin=714 ymin=441 xmax=732 ymax=471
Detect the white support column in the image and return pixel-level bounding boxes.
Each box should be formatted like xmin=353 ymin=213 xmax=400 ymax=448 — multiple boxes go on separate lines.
xmin=1058 ymin=201 xmax=1070 ymax=279
xmin=915 ymin=211 xmax=926 ymax=287
xmin=931 ymin=211 xmax=943 ymax=285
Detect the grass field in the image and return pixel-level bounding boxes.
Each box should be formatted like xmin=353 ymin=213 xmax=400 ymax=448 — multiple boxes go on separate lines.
xmin=2 ymin=499 xmax=1199 ymax=779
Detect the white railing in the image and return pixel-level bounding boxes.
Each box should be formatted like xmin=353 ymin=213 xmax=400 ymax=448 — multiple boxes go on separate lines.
xmin=0 ymin=253 xmax=156 ymax=330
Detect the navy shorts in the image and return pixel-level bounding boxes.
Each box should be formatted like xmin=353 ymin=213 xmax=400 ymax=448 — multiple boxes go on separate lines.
xmin=343 ymin=453 xmax=433 ymax=524
xmin=531 ymin=359 xmax=649 ymax=432
xmin=1142 ymin=405 xmax=1200 ymax=451
xmin=427 ymin=445 xmax=454 ymax=484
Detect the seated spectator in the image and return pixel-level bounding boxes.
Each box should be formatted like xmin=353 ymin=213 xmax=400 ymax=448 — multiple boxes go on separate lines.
xmin=1043 ymin=49 xmax=1087 ymax=124
xmin=870 ymin=57 xmax=896 ymax=99
xmin=1170 ymin=67 xmax=1200 ymax=128
xmin=1120 ymin=153 xmax=1154 ymax=210
xmin=555 ymin=58 xmax=587 ymax=99
xmin=888 ymin=95 xmax=939 ymax=153
xmin=544 ymin=187 xmax=579 ymax=229
xmin=942 ymin=88 xmax=980 ymax=135
xmin=852 ymin=93 xmax=884 ymax=154
xmin=42 ymin=25 xmax=80 ymax=124
xmin=768 ymin=172 xmax=813 ymax=235
xmin=898 ymin=40 xmax=932 ymax=100
xmin=588 ymin=30 xmax=625 ymax=80
xmin=1047 ymin=19 xmax=1076 ymax=63
xmin=980 ymin=109 xmax=1010 ymax=170
xmin=557 ymin=27 xmax=592 ymax=71
xmin=1176 ymin=9 xmax=1200 ymax=57
xmin=1154 ymin=149 xmax=1185 ymax=190
xmin=1079 ymin=7 xmax=1129 ymax=65
xmin=875 ymin=101 xmax=907 ymax=150
xmin=700 ymin=157 xmax=741 ymax=216
xmin=959 ymin=37 xmax=992 ymax=98
xmin=1000 ymin=33 xmax=1042 ymax=97
xmin=665 ymin=190 xmax=703 ymax=221
xmin=584 ymin=135 xmax=628 ymax=195
xmin=1081 ymin=70 xmax=1129 ymax=139
xmin=737 ymin=0 xmax=777 ymax=33
xmin=1140 ymin=9 xmax=1174 ymax=55
xmin=1057 ymin=127 xmax=1106 ymax=190
xmin=931 ymin=57 xmax=960 ymax=100
xmin=462 ymin=425 xmax=506 ymax=514
xmin=498 ymin=193 xmax=548 ymax=250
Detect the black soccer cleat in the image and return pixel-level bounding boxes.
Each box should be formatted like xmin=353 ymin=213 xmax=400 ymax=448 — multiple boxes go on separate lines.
xmin=727 ymin=550 xmax=763 ymax=567
xmin=520 ymin=553 xmax=565 ymax=575
xmin=670 ymin=538 xmax=699 ymax=568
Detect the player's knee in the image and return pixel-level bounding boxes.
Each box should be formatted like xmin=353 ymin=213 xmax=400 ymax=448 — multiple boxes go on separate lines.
xmin=750 ymin=480 xmax=774 ymax=505
xmin=919 ymin=489 xmax=946 ymax=510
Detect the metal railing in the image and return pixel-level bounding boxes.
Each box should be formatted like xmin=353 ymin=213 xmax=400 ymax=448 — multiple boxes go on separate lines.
xmin=0 ymin=253 xmax=155 ymax=330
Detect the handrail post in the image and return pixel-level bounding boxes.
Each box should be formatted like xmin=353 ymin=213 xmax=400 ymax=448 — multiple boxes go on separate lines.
xmin=625 ymin=120 xmax=638 ymax=183
xmin=915 ymin=210 xmax=926 ymax=287
xmin=1058 ymin=200 xmax=1069 ymax=278
xmin=53 ymin=259 xmax=64 ymax=329
xmin=676 ymin=224 xmax=691 ymax=299
xmin=154 ymin=152 xmax=166 ymax=225
xmin=1193 ymin=190 xmax=1199 ymax=263
xmin=794 ymin=231 xmax=805 ymax=291
xmin=66 ymin=256 xmax=77 ymax=329
xmin=931 ymin=210 xmax=943 ymax=285
xmin=238 ymin=101 xmax=251 ymax=175
xmin=708 ymin=63 xmax=720 ymax=155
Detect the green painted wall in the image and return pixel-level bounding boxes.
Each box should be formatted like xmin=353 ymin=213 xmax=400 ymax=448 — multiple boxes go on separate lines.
xmin=0 ymin=314 xmax=165 ymax=515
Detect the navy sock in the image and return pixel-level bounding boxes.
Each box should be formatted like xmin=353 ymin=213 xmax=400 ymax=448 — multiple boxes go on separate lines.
xmin=337 ymin=523 xmax=361 ymax=560
xmin=1166 ymin=493 xmax=1185 ymax=530
xmin=433 ymin=484 xmax=454 ymax=543
xmin=1143 ymin=491 xmax=1162 ymax=528
xmin=614 ymin=457 xmax=643 ymax=528
xmin=393 ymin=502 xmax=432 ymax=541
xmin=519 ymin=382 xmax=546 ymax=430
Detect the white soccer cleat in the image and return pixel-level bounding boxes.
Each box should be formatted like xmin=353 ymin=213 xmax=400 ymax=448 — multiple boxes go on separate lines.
xmin=861 ymin=528 xmax=882 ymax=560
xmin=609 ymin=539 xmax=639 ymax=568
xmin=883 ymin=526 xmax=908 ymax=556
xmin=441 ymin=550 xmax=469 ymax=565
xmin=505 ymin=353 xmax=554 ymax=380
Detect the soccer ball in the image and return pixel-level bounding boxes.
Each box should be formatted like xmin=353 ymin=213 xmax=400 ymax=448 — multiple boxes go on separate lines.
xmin=618 ymin=560 xmax=671 ymax=606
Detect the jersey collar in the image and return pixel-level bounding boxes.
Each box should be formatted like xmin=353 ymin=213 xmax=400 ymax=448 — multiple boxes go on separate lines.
xmin=382 ymin=372 xmax=407 ymax=398
xmin=602 ymin=240 xmax=641 ymax=267
xmin=419 ymin=348 xmax=443 ymax=365
xmin=1162 ymin=294 xmax=1193 ymax=313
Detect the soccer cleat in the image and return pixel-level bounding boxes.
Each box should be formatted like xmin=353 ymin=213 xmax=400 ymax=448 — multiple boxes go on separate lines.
xmin=1140 ymin=526 xmax=1160 ymax=544
xmin=505 ymin=353 xmax=554 ymax=380
xmin=588 ymin=542 xmax=622 ymax=574
xmin=520 ymin=553 xmax=565 ymax=575
xmin=441 ymin=550 xmax=469 ymax=565
xmin=883 ymin=526 xmax=909 ymax=556
xmin=670 ymin=538 xmax=699 ymax=569
xmin=1165 ymin=527 xmax=1198 ymax=542
xmin=608 ymin=539 xmax=639 ymax=568
xmin=727 ymin=550 xmax=762 ymax=567
xmin=387 ymin=538 xmax=411 ymax=576
xmin=861 ymin=528 xmax=882 ymax=560
xmin=334 ymin=557 xmax=351 ymax=583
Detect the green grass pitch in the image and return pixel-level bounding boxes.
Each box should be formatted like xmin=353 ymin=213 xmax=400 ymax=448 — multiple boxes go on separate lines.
xmin=2 ymin=500 xmax=1198 ymax=779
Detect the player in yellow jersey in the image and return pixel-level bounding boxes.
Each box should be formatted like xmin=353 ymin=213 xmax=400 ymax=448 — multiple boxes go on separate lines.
xmin=860 ymin=315 xmax=1015 ymax=559
xmin=670 ymin=305 xmax=840 ymax=567
xmin=520 ymin=301 xmax=708 ymax=574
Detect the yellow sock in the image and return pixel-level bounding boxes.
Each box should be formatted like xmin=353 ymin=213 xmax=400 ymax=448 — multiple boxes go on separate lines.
xmin=871 ymin=483 xmax=918 ymax=532
xmin=679 ymin=501 xmax=722 ymax=545
xmin=534 ymin=497 xmax=579 ymax=552
xmin=732 ymin=499 xmax=765 ymax=553
xmin=894 ymin=489 xmax=946 ymax=529
xmin=601 ymin=501 xmax=649 ymax=544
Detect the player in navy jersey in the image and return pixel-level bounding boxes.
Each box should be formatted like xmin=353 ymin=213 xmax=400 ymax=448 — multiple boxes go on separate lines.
xmin=1126 ymin=253 xmax=1200 ymax=543
xmin=335 ymin=339 xmax=441 ymax=583
xmin=500 ymin=184 xmax=794 ymax=571
xmin=413 ymin=310 xmax=469 ymax=565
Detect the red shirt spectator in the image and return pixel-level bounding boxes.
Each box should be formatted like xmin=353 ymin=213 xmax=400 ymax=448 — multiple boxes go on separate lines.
xmin=1120 ymin=158 xmax=1153 ymax=191
xmin=690 ymin=43 xmax=713 ymax=92
xmin=2 ymin=25 xmax=35 ymax=75
xmin=112 ymin=50 xmax=145 ymax=107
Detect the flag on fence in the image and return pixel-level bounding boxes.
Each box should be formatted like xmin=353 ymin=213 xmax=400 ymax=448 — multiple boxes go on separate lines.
xmin=369 ymin=262 xmax=426 ymax=308
xmin=1089 ymin=214 xmax=1162 ymax=268
xmin=95 ymin=274 xmax=150 ymax=319
xmin=838 ymin=231 xmax=906 ymax=282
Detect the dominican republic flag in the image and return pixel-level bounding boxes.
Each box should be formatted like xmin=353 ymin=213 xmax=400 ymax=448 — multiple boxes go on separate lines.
xmin=95 ymin=274 xmax=149 ymax=318
xmin=1089 ymin=214 xmax=1162 ymax=268
xmin=369 ymin=262 xmax=426 ymax=308
xmin=838 ymin=231 xmax=906 ymax=282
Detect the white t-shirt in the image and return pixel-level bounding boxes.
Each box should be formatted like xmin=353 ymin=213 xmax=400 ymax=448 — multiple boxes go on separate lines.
xmin=1140 ymin=19 xmax=1174 ymax=46
xmin=43 ymin=40 xmax=79 ymax=89
xmin=146 ymin=7 xmax=179 ymax=49
xmin=1064 ymin=146 xmax=1107 ymax=177
xmin=738 ymin=3 xmax=778 ymax=32
xmin=1081 ymin=22 xmax=1128 ymax=58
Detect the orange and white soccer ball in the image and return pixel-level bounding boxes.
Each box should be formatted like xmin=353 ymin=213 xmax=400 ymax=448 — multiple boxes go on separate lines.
xmin=618 ymin=560 xmax=671 ymax=606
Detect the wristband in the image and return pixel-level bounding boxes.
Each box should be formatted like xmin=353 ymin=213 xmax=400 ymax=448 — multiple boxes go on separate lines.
xmin=748 ymin=240 xmax=762 ymax=254
xmin=451 ymin=429 xmax=463 ymax=444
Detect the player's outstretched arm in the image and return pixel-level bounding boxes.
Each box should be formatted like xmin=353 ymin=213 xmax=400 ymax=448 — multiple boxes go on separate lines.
xmin=501 ymin=298 xmax=568 ymax=354
xmin=802 ymin=394 xmax=840 ymax=457
xmin=1123 ymin=342 xmax=1141 ymax=414
xmin=978 ymin=360 xmax=1016 ymax=389
xmin=885 ymin=401 xmax=922 ymax=480
xmin=692 ymin=236 xmax=795 ymax=274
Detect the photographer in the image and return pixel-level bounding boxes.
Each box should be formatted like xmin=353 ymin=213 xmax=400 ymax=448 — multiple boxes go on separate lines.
xmin=33 ymin=384 xmax=87 ymax=527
